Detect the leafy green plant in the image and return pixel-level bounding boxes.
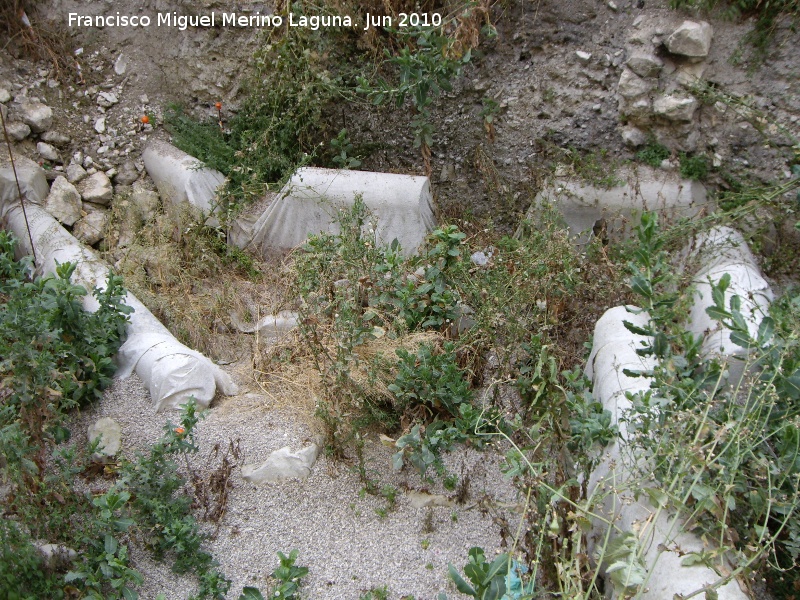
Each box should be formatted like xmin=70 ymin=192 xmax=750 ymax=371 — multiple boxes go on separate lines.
xmin=0 ymin=519 xmax=66 ymax=600
xmin=480 ymin=97 xmax=499 ymax=142
xmin=390 ymin=342 xmax=472 ymax=417
xmin=166 ymin=19 xmax=349 ymax=216
xmin=119 ymin=400 xmax=230 ymax=599
xmin=357 ymin=21 xmax=475 ymax=173
xmin=617 ymin=213 xmax=800 ymax=594
xmin=360 ymin=585 xmax=389 ymax=600
xmin=679 ymin=152 xmax=709 ymax=180
xmin=0 ymin=232 xmax=131 ymax=435
xmin=66 ymin=533 xmax=143 ymax=600
xmin=635 ymin=140 xmax=671 ymax=167
xmin=330 ymin=128 xmax=362 ymax=169
xmin=445 ymin=547 xmax=512 ymax=600
xmin=267 ymin=550 xmax=308 ymax=600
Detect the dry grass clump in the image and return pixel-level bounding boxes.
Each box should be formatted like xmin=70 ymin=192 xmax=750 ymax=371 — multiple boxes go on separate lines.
xmin=254 ymin=316 xmax=444 ymax=423
xmin=106 ymin=200 xmax=292 ymax=364
xmin=1 ymin=0 xmax=82 ymax=81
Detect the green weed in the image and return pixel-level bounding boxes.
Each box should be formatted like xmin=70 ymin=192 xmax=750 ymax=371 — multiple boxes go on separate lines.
xmin=635 ymin=140 xmax=671 ymax=167
xmin=679 ymin=152 xmax=709 ymax=180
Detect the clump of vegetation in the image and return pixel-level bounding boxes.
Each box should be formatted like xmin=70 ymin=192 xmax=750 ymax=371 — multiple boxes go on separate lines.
xmin=166 ymin=15 xmax=352 ymax=217
xmin=0 ymin=231 xmax=130 ymax=450
xmin=357 ymin=23 xmax=477 ymax=174
xmin=679 ymin=151 xmax=709 ymax=180
xmin=636 ymin=140 xmax=671 ymax=167
xmin=0 ymin=234 xmax=257 ymax=599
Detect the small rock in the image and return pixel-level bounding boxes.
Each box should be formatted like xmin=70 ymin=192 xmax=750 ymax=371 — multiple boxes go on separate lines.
xmin=666 ymin=20 xmax=713 ymax=59
xmin=407 ymin=491 xmax=454 ymax=509
xmin=45 ymin=176 xmax=81 ymax=225
xmin=96 ymin=92 xmax=119 ymax=108
xmin=83 ymin=155 xmax=94 ymax=168
xmin=88 ymin=417 xmax=122 ymax=457
xmin=139 ymin=94 xmax=149 ymax=104
xmin=608 ymin=0 xmax=618 ymax=10
xmin=653 ymin=94 xmax=698 ymax=121
xmin=18 ymin=99 xmax=53 ymax=132
xmin=0 ymin=88 xmax=10 ymax=103
xmin=94 ymin=116 xmax=106 ymax=134
xmin=675 ymin=62 xmax=706 ymax=87
xmin=114 ymin=54 xmax=128 ymax=75
xmin=470 ymin=251 xmax=490 ymax=266
xmin=5 ymin=121 xmax=30 ymax=141
xmin=78 ymin=171 xmax=113 ymax=205
xmin=242 ymin=444 xmax=320 ymax=484
xmin=130 ymin=187 xmax=160 ymax=220
xmin=592 ymin=103 xmax=602 ymax=112
xmin=626 ymin=53 xmax=664 ymax=78
xmin=617 ymin=68 xmax=650 ymax=99
xmin=575 ymin=50 xmax=592 ymax=64
xmin=66 ymin=163 xmax=88 ymax=184
xmin=451 ymin=303 xmax=476 ymax=337
xmin=660 ymin=158 xmax=679 ymax=171
xmin=41 ymin=130 xmax=71 ymax=145
xmin=114 ymin=160 xmax=139 ymax=186
xmin=620 ymin=126 xmax=647 ymax=147
xmin=37 ymin=142 xmax=60 ymax=162
xmin=73 ymin=210 xmax=109 ymax=245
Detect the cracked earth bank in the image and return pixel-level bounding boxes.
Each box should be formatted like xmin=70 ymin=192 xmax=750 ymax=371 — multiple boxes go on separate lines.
xmin=1 ymin=0 xmax=799 ymax=598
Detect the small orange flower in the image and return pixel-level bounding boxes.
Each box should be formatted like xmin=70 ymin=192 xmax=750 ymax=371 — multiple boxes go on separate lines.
xmin=174 ymin=426 xmax=185 ymax=435
xmin=215 ymin=102 xmax=222 ymax=110
xmin=140 ymin=115 xmax=149 ymax=124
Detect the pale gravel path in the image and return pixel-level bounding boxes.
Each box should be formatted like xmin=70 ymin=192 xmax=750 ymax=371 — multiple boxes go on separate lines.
xmin=73 ymin=372 xmax=522 ymax=600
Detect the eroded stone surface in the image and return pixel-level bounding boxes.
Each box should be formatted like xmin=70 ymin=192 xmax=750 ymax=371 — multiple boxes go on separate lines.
xmin=78 ymin=171 xmax=113 ymax=205
xmin=666 ymin=20 xmax=713 ymax=59
xmin=45 ymin=176 xmax=81 ymax=226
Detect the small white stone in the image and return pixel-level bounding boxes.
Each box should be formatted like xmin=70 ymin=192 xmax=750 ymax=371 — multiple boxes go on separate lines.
xmin=37 ymin=142 xmax=60 ymax=162
xmin=88 ymin=417 xmax=122 ymax=457
xmin=576 ymin=50 xmax=592 ymax=64
xmin=94 ymin=116 xmax=106 ymax=134
xmin=114 ymin=54 xmax=128 ymax=75
xmin=96 ymin=92 xmax=119 ymax=108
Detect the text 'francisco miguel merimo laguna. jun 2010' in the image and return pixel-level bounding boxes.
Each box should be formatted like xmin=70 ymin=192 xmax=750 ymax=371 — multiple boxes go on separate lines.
xmin=67 ymin=11 xmax=443 ymax=31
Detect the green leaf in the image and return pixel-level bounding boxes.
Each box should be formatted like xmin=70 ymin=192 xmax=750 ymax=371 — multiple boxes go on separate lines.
xmin=121 ymin=587 xmax=139 ymax=600
xmin=730 ymin=330 xmax=756 ymax=349
xmin=485 ymin=553 xmax=511 ymax=581
xmin=448 ymin=564 xmax=477 ymax=595
xmin=239 ymin=587 xmax=266 ymax=600
xmin=644 ymin=487 xmax=668 ymax=509
xmin=756 ymin=316 xmax=774 ymax=345
xmin=486 ymin=577 xmax=507 ymax=600
xmin=681 ymin=553 xmax=705 ymax=567
xmin=630 ymin=275 xmax=653 ymax=299
xmin=623 ymin=320 xmax=653 ymax=336
xmin=705 ymin=305 xmax=731 ymax=321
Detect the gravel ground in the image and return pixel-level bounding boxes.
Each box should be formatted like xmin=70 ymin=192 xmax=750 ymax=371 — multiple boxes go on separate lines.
xmin=72 ymin=371 xmax=522 ymax=600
